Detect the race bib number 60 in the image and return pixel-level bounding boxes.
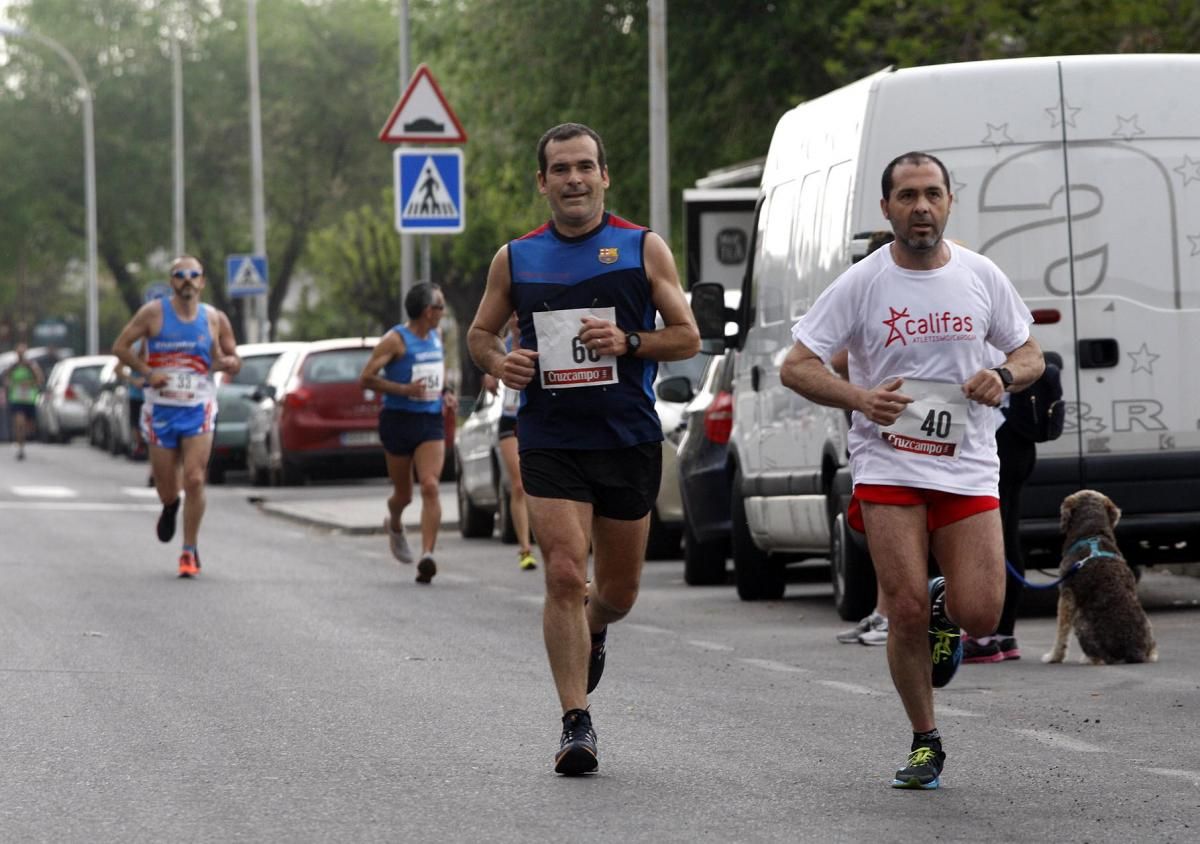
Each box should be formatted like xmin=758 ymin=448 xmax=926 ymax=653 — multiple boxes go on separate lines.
xmin=879 ymin=378 xmax=968 ymax=459
xmin=532 ymin=307 xmax=619 ymax=390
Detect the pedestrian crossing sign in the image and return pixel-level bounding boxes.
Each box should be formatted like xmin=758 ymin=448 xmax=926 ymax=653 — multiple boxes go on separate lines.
xmin=394 ymin=148 xmax=464 ymax=234
xmin=226 ymin=254 xmax=268 ymax=298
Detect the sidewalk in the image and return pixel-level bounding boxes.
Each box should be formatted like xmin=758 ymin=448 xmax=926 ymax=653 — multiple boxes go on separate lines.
xmin=254 ymin=482 xmax=459 ymax=535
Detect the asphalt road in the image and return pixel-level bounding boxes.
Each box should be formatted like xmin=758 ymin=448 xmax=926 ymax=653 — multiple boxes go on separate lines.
xmin=2 ymin=441 xmax=1199 ymax=843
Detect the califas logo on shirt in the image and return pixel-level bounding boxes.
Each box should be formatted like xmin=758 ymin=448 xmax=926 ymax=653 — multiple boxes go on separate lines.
xmin=882 ymin=306 xmax=975 ymax=347
xmin=598 ymin=247 xmax=619 ymax=264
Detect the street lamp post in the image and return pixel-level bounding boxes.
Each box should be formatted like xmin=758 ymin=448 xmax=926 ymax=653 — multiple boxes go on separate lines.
xmin=0 ymin=25 xmax=100 ymax=355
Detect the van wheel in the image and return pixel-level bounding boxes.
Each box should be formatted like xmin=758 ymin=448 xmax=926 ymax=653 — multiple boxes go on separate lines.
xmin=457 ymin=458 xmax=495 ymax=539
xmin=830 ymin=510 xmax=877 ymax=621
xmin=498 ymin=482 xmax=517 ymax=544
xmin=731 ymin=469 xmax=784 ymax=600
xmin=683 ymin=517 xmax=727 ymax=586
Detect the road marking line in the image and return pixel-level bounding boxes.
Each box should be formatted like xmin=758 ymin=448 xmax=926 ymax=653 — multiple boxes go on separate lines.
xmin=1009 ymin=728 xmax=1106 ymax=753
xmin=686 ymin=639 xmax=735 ymax=652
xmin=625 ymin=622 xmax=673 ymax=636
xmin=738 ymin=658 xmax=810 ymax=675
xmin=121 ymin=487 xmax=160 ymax=498
xmin=820 ymin=680 xmax=879 ymax=696
xmin=513 ymin=594 xmax=544 ymax=606
xmin=10 ymin=485 xmax=77 ymax=498
xmin=1143 ymin=767 xmax=1200 ymax=787
xmin=0 ymin=501 xmax=159 ymax=512
xmin=937 ymin=705 xmax=983 ymax=718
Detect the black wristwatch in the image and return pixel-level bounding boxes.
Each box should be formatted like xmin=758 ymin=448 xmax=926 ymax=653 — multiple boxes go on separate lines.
xmin=623 ymin=332 xmax=642 ymax=358
xmin=992 ymin=366 xmax=1014 ymax=391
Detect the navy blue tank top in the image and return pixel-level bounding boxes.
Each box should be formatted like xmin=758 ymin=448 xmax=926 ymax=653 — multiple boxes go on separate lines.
xmin=508 ymin=212 xmax=662 ymax=450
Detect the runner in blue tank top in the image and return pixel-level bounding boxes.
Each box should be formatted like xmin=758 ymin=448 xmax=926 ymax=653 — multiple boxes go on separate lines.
xmin=468 ymin=123 xmax=700 ymax=776
xmin=113 ymin=255 xmax=241 ymax=578
xmin=360 ymin=282 xmax=458 ymax=584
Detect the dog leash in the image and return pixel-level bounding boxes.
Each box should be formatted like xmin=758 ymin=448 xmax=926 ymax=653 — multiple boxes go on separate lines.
xmin=1005 ymin=536 xmax=1120 ymax=590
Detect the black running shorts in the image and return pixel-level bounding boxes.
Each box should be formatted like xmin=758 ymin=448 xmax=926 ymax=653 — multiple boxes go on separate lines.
xmin=379 ymin=408 xmax=445 ymax=456
xmin=520 ymin=442 xmax=661 ymax=521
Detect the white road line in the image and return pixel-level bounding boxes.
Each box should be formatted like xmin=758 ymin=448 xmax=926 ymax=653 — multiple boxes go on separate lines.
xmin=0 ymin=501 xmax=159 ymax=512
xmin=1009 ymin=728 xmax=1106 ymax=753
xmin=738 ymin=658 xmax=810 ymax=675
xmin=686 ymin=639 xmax=735 ymax=652
xmin=10 ymin=486 xmax=77 ymax=498
xmin=625 ymin=622 xmax=673 ymax=636
xmin=121 ymin=487 xmax=161 ymax=498
xmin=819 ymin=680 xmax=879 ymax=696
xmin=1143 ymin=767 xmax=1200 ymax=787
xmin=936 ymin=705 xmax=983 ymax=718
xmin=513 ymin=594 xmax=544 ymax=606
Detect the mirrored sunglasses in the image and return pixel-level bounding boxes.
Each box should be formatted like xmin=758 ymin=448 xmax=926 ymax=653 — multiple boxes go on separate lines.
xmin=172 ymin=269 xmax=202 ymax=280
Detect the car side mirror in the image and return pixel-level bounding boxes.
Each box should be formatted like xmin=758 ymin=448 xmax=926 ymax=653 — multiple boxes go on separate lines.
xmin=252 ymin=384 xmax=277 ymax=402
xmin=655 ymin=375 xmax=694 ymax=404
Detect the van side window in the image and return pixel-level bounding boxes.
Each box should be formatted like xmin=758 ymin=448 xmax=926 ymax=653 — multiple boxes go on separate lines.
xmin=790 ymin=170 xmax=822 ymax=320
xmin=757 ymin=180 xmax=797 ymax=327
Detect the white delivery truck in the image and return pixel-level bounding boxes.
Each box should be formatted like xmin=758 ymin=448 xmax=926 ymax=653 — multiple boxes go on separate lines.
xmin=690 ymin=54 xmax=1200 ymax=616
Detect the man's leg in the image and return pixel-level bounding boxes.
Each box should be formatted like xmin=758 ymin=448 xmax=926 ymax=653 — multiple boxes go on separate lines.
xmin=527 ymin=495 xmax=593 ymax=713
xmin=587 ymin=514 xmax=649 ymax=634
xmin=862 ymin=503 xmax=934 ymax=732
xmin=149 ymin=444 xmax=181 ymax=506
xmin=13 ymin=409 xmax=28 ymax=453
xmin=930 ymin=508 xmax=1006 ymax=639
xmin=383 ymin=451 xmax=415 ymax=534
xmin=178 ymin=433 xmax=214 ymax=548
xmin=411 ymin=438 xmax=445 ymax=555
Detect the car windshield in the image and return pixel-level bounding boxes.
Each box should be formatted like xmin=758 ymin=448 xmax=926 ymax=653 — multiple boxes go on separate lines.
xmin=302 ymin=349 xmax=372 ymax=384
xmin=227 ymin=353 xmax=283 ymax=386
xmin=658 ymin=352 xmax=711 ymax=389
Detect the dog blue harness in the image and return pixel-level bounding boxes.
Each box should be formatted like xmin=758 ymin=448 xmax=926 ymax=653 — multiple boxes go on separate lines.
xmin=1005 ymin=535 xmax=1120 ymax=591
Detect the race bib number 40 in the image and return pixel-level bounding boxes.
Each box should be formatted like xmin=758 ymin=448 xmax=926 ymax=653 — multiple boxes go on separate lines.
xmin=879 ymin=378 xmax=968 ymax=459
xmin=533 ymin=307 xmax=619 ymax=390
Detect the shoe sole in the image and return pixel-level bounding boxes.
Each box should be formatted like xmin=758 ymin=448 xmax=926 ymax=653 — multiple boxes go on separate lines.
xmin=891 ymin=776 xmax=939 ymax=789
xmin=415 ymin=558 xmax=437 ymax=583
xmin=554 ymin=745 xmax=598 ymax=776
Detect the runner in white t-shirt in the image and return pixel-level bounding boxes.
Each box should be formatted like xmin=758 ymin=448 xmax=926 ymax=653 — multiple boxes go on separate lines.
xmin=781 ymin=152 xmax=1045 ymax=791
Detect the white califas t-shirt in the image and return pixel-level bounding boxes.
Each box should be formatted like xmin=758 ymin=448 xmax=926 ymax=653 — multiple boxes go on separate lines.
xmin=791 ymin=241 xmax=1032 ymax=497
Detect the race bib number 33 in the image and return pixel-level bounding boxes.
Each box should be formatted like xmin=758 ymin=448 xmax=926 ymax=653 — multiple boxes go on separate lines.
xmin=879 ymin=378 xmax=968 ymax=459
xmin=533 ymin=307 xmax=619 ymax=390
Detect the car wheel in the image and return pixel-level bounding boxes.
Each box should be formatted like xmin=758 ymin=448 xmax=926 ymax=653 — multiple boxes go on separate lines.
xmin=731 ymin=468 xmax=784 ymax=600
xmin=830 ymin=510 xmax=876 ymax=621
xmin=645 ymin=509 xmax=682 ymax=560
xmin=279 ymin=454 xmax=306 ymax=486
xmin=683 ymin=515 xmax=727 ymax=586
xmin=248 ymin=452 xmax=269 ymax=487
xmin=208 ymin=461 xmax=227 ymax=485
xmin=457 ymin=456 xmax=495 ymax=539
xmin=498 ymin=482 xmax=518 ymax=544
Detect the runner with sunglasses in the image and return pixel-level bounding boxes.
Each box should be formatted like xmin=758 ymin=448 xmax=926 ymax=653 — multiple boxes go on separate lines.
xmin=113 ymin=255 xmax=241 ymax=577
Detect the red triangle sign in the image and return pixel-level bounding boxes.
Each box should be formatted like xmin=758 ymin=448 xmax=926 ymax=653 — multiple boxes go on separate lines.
xmin=379 ymin=64 xmax=467 ymax=144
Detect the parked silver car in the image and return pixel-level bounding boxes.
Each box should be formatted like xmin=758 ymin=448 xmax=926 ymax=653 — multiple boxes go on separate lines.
xmin=36 ymin=354 xmax=114 ymax=443
xmin=210 ymin=342 xmax=306 ymax=484
xmin=454 ymin=384 xmax=509 ymax=540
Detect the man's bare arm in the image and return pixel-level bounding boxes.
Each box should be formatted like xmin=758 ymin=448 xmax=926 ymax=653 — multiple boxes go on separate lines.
xmin=963 ymin=336 xmax=1045 ymax=407
xmin=112 ymin=305 xmax=158 ymax=380
xmin=360 ymin=332 xmax=418 ymax=397
xmin=468 ymin=246 xmax=538 ymax=389
xmin=780 ymin=341 xmax=912 ymax=427
xmin=212 ymin=310 xmax=242 ymax=375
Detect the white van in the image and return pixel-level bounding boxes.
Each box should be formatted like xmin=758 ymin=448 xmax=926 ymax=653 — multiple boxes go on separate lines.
xmin=691 ymin=54 xmax=1200 ymax=616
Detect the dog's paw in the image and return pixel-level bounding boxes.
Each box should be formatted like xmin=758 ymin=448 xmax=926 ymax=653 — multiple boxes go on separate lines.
xmin=1042 ymin=651 xmax=1064 ymax=664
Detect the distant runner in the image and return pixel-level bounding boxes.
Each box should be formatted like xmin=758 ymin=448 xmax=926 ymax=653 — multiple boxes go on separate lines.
xmin=3 ymin=342 xmax=44 ymax=461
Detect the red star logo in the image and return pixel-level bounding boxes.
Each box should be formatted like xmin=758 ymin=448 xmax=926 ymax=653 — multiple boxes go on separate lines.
xmin=882 ymin=306 xmax=909 ymax=347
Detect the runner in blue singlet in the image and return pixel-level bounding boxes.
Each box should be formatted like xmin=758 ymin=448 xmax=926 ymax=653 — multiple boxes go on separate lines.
xmin=113 ymin=256 xmax=241 ymax=578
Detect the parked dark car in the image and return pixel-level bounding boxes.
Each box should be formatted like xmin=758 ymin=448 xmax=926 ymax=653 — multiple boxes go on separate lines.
xmin=669 ymin=350 xmax=737 ymax=585
xmin=245 ymin=338 xmax=384 ymax=485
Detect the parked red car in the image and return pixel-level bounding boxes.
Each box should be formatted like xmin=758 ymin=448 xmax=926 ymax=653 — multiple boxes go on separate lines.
xmin=245 ymin=337 xmax=384 ymax=485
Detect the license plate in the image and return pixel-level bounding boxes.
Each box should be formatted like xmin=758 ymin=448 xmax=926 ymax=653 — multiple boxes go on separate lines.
xmin=340 ymin=430 xmax=381 ymax=447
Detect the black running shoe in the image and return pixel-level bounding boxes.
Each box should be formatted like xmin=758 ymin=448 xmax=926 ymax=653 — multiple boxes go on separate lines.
xmin=157 ymin=498 xmax=181 ymax=543
xmin=928 ymin=576 xmax=962 ymax=688
xmin=891 ymin=739 xmax=946 ymax=789
xmin=587 ymin=627 xmax=607 ymax=694
xmin=554 ymin=708 xmax=598 ymax=776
